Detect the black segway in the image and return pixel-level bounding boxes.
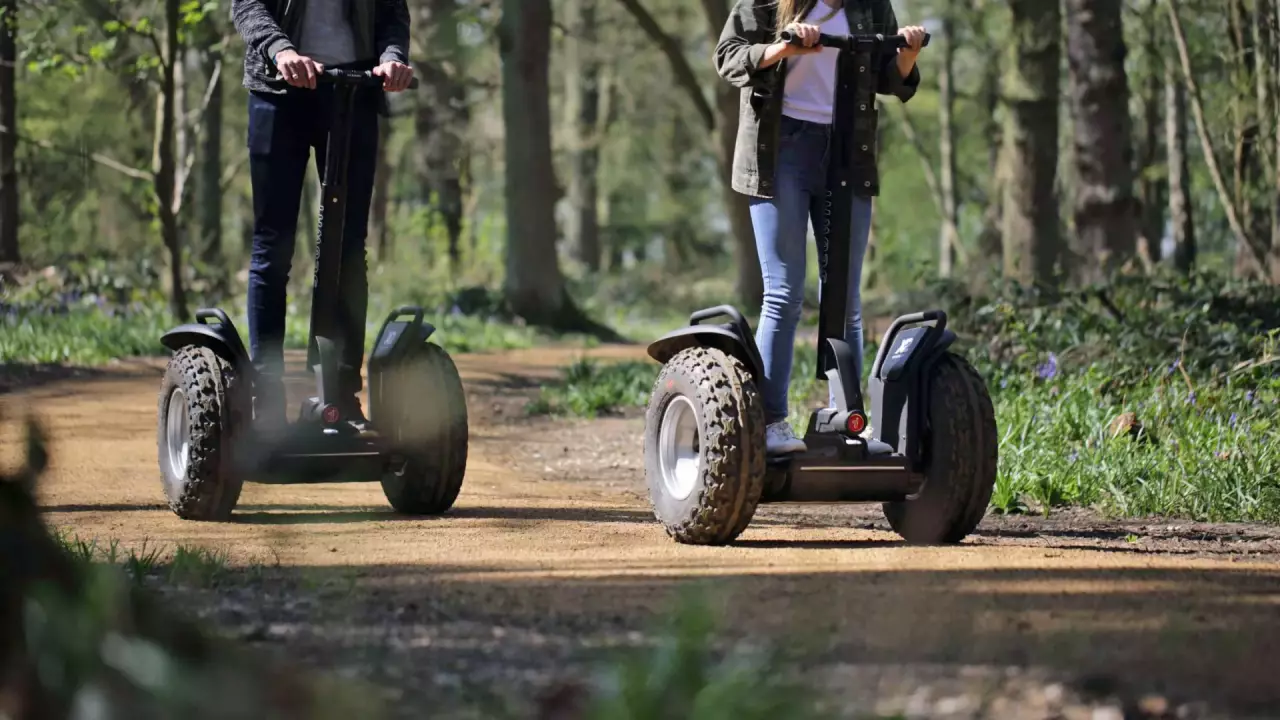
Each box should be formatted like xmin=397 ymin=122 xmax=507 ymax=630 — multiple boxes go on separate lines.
xmin=644 ymin=32 xmax=997 ymax=546
xmin=155 ymin=69 xmax=468 ymax=521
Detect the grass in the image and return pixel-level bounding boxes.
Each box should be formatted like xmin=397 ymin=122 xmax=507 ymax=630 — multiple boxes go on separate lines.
xmin=54 ymin=531 xmax=237 ymax=588
xmin=526 ymin=358 xmax=658 ymax=417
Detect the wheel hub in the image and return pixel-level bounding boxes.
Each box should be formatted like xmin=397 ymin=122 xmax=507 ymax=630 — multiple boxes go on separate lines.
xmin=164 ymin=387 xmax=190 ymax=492
xmin=658 ymin=395 xmax=700 ymax=501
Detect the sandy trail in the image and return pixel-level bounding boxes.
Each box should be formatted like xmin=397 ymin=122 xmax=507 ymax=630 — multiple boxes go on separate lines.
xmin=3 ymin=345 xmax=1280 ymax=717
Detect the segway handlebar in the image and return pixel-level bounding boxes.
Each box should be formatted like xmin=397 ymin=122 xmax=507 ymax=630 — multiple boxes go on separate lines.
xmin=779 ymin=30 xmax=931 ymax=51
xmin=319 ymin=68 xmax=420 ymax=90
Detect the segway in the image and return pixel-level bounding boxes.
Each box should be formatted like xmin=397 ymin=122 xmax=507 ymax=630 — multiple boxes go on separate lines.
xmin=644 ymin=31 xmax=997 ymax=546
xmin=155 ymin=69 xmax=468 ymax=521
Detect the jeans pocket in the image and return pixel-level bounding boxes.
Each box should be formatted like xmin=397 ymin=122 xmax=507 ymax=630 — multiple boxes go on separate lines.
xmin=246 ymin=93 xmax=276 ymax=156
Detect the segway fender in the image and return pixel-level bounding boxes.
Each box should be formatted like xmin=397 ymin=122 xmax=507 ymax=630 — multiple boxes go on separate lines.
xmin=867 ymin=311 xmax=952 ymax=463
xmin=160 ymin=309 xmax=250 ymax=369
xmin=648 ymin=305 xmax=765 ymax=381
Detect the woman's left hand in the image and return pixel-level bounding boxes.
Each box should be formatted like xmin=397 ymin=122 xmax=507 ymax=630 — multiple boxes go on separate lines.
xmin=898 ymin=25 xmax=927 ymax=61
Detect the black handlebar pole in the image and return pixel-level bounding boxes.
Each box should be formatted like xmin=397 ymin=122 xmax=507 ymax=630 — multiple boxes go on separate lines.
xmin=779 ymin=30 xmax=931 ymax=51
xmin=318 ymin=68 xmax=420 ymax=90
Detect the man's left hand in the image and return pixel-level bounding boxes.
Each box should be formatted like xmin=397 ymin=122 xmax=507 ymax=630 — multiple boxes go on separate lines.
xmin=373 ymin=61 xmax=413 ymax=92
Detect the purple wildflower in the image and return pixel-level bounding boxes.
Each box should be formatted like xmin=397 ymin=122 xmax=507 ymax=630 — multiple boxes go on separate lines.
xmin=1068 ymin=450 xmax=1079 ymax=464
xmin=1167 ymin=360 xmax=1180 ymax=377
xmin=1036 ymin=352 xmax=1059 ymax=381
xmin=1229 ymin=413 xmax=1238 ymax=428
xmin=1246 ymin=390 xmax=1255 ymax=403
xmin=1186 ymin=391 xmax=1197 ymax=405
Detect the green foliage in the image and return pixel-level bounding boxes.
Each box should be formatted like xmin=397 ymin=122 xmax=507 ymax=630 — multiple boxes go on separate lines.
xmin=581 ymin=590 xmax=824 ymax=720
xmin=527 ymin=358 xmax=658 ymax=417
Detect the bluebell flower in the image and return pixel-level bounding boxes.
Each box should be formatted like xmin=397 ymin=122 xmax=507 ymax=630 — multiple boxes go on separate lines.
xmin=1167 ymin=360 xmax=1180 ymax=376
xmin=1229 ymin=413 xmax=1238 ymax=428
xmin=1000 ymin=377 xmax=1008 ymax=389
xmin=1186 ymin=391 xmax=1197 ymax=405
xmin=1068 ymin=450 xmax=1079 ymax=463
xmin=1036 ymin=352 xmax=1059 ymax=381
xmin=1246 ymin=390 xmax=1255 ymax=403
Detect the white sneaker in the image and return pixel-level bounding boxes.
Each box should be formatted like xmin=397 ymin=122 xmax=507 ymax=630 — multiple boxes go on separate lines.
xmin=765 ymin=421 xmax=807 ymax=455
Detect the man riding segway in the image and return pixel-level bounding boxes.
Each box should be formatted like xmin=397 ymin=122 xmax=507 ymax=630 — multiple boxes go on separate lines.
xmin=233 ymin=0 xmax=413 ymax=435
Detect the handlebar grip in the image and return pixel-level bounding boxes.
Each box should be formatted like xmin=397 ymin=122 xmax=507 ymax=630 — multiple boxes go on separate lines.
xmin=319 ymin=69 xmax=420 ymax=90
xmin=780 ymin=30 xmax=930 ymax=50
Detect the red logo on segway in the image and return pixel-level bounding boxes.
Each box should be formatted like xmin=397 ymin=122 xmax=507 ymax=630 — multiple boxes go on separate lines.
xmin=321 ymin=405 xmax=342 ymax=424
xmin=846 ymin=412 xmax=867 ymax=435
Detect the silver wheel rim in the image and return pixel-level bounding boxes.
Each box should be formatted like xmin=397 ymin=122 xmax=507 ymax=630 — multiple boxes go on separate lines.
xmin=658 ymin=395 xmax=700 ymax=501
xmin=165 ymin=387 xmax=190 ymax=492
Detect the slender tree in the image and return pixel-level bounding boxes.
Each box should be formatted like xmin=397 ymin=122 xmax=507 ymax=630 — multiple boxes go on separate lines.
xmin=564 ymin=0 xmax=602 ymax=272
xmin=0 ymin=0 xmax=17 ymax=266
xmin=1166 ymin=63 xmax=1194 ymax=274
xmin=937 ymin=4 xmax=960 ymax=278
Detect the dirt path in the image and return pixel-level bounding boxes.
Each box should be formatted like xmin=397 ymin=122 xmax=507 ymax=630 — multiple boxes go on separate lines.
xmin=3 ymin=346 xmax=1280 ymax=719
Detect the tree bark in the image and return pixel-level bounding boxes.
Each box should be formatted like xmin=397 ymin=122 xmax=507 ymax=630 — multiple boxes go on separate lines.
xmin=1136 ymin=0 xmax=1166 ymax=266
xmin=973 ymin=0 xmax=1002 ymax=276
xmin=564 ymin=0 xmax=601 ymax=272
xmin=1274 ymin=0 xmax=1280 ymax=281
xmin=1167 ymin=63 xmax=1194 ymax=274
xmin=197 ymin=30 xmax=224 ymax=282
xmin=1230 ymin=0 xmax=1263 ymax=277
xmin=0 ymin=0 xmax=17 ymax=265
xmin=937 ymin=7 xmax=960 ymax=278
xmin=415 ymin=0 xmax=466 ymax=270
xmin=158 ymin=0 xmax=187 ymax=320
xmin=1066 ymin=0 xmax=1136 ymax=284
xmin=1001 ymin=0 xmax=1061 ymax=286
xmin=498 ymin=0 xmax=573 ymax=326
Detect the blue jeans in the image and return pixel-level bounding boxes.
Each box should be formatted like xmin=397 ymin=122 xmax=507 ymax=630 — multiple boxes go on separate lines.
xmin=246 ymin=85 xmax=379 ymax=400
xmin=750 ymin=116 xmax=873 ymax=425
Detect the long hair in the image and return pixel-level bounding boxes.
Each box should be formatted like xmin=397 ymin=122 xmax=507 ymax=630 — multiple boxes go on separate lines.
xmin=774 ymin=0 xmax=820 ymax=40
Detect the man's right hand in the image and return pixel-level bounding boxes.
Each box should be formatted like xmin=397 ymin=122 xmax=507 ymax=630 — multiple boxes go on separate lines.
xmin=274 ymin=49 xmax=323 ymax=89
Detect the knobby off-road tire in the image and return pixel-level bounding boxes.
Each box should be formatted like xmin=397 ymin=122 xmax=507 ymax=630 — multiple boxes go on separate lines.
xmin=378 ymin=342 xmax=469 ymax=515
xmin=644 ymin=347 xmax=766 ymax=545
xmin=883 ymin=352 xmax=997 ymax=543
xmin=156 ymin=346 xmax=247 ymax=521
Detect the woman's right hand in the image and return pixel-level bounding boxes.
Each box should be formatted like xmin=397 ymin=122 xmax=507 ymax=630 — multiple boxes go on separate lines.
xmin=778 ymin=23 xmax=823 ymax=57
xmin=274 ymin=49 xmax=324 ymax=89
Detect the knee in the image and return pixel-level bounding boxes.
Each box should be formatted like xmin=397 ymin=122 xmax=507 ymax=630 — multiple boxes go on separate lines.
xmin=760 ymin=283 xmax=803 ymax=323
xmin=249 ymin=234 xmax=292 ymax=285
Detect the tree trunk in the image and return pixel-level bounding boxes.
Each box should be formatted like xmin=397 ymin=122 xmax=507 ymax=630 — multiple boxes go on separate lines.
xmin=198 ymin=34 xmax=224 ymax=281
xmin=1230 ymin=0 xmax=1262 ymax=277
xmin=974 ymin=0 xmax=1002 ymax=277
xmin=0 ymin=0 xmax=17 ymax=265
xmin=1001 ymin=0 xmax=1061 ymax=286
xmin=937 ymin=8 xmax=960 ymax=278
xmin=1167 ymin=63 xmax=1194 ymax=274
xmin=499 ymin=0 xmax=574 ymax=326
xmin=1136 ymin=0 xmax=1166 ymax=265
xmin=1274 ymin=0 xmax=1280 ymax=281
xmin=158 ymin=0 xmax=187 ymax=320
xmin=564 ymin=0 xmax=602 ymax=272
xmin=1065 ymin=0 xmax=1135 ymax=284
xmin=415 ymin=0 xmax=466 ymax=271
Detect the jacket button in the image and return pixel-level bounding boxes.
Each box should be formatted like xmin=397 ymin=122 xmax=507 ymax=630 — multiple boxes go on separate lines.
xmin=862 ymin=145 xmax=869 ymax=151
xmin=864 ymin=181 xmax=872 ymax=187
xmin=860 ymin=104 xmax=867 ymax=110
xmin=859 ymin=66 xmax=866 ymax=72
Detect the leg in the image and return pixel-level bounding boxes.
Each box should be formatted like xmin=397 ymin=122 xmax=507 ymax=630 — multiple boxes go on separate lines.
xmin=844 ymin=196 xmax=874 ymax=380
xmin=246 ymin=92 xmax=312 ymax=417
xmin=751 ymin=132 xmax=814 ymax=426
xmin=336 ymin=94 xmax=379 ymax=401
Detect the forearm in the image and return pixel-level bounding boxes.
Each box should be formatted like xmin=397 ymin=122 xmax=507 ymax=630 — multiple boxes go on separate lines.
xmin=895 ymin=50 xmax=918 ymax=78
xmin=374 ymin=0 xmax=411 ymax=64
xmin=756 ymin=42 xmax=792 ymax=70
xmin=231 ymin=0 xmax=293 ymax=63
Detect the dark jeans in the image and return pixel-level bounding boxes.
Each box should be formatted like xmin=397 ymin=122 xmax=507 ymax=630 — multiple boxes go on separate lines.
xmin=246 ymin=84 xmax=379 ymax=402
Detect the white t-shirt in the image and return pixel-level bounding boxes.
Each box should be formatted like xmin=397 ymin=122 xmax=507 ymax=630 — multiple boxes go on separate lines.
xmin=781 ymin=3 xmax=849 ymax=126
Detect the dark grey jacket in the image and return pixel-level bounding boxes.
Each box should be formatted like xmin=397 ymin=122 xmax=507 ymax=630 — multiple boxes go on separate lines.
xmin=231 ymin=0 xmax=410 ymax=100
xmin=714 ymin=0 xmax=920 ymax=198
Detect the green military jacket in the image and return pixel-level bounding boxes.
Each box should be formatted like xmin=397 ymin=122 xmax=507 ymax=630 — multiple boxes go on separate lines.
xmin=713 ymin=0 xmax=921 ymax=198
